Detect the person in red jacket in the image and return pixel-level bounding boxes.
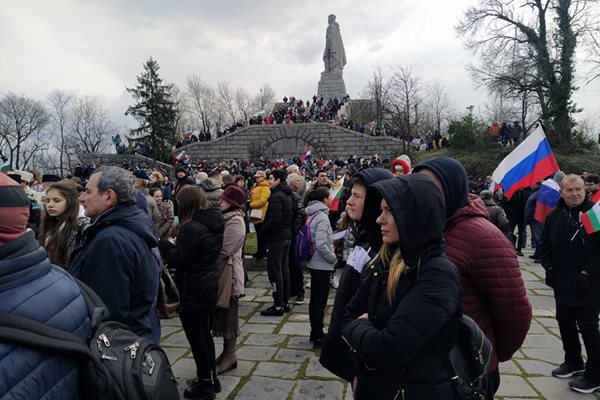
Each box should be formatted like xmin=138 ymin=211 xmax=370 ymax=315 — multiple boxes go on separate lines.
xmin=413 ymin=157 xmax=532 ymax=399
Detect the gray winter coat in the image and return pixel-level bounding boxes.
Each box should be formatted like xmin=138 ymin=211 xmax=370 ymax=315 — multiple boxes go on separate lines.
xmin=306 ymin=201 xmax=337 ymax=271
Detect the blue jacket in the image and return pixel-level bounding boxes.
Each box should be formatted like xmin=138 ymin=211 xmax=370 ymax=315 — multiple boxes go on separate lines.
xmin=0 ymin=230 xmax=90 ymax=400
xmin=69 ymin=205 xmax=159 ymax=339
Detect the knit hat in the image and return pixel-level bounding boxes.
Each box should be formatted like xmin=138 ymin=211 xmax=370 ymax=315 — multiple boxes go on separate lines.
xmin=413 ymin=157 xmax=469 ymax=218
xmin=0 ymin=174 xmax=30 ymax=245
xmin=132 ymin=169 xmax=150 ymax=180
xmin=219 ymin=185 xmax=245 ymax=209
xmin=390 ymin=155 xmax=411 ymax=175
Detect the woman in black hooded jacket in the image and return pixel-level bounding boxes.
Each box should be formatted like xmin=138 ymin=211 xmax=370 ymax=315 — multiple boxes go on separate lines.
xmin=341 ymin=174 xmax=461 ymax=400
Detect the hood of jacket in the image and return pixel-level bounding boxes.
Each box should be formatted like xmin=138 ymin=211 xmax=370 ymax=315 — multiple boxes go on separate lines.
xmin=91 ymin=204 xmax=158 ymax=248
xmin=305 ymin=200 xmax=330 ymax=216
xmin=200 ymin=177 xmax=222 ymax=192
xmin=354 ymin=168 xmax=394 ymax=186
xmin=0 ymin=230 xmax=50 ymax=292
xmin=192 ymin=207 xmax=224 ymax=234
xmin=413 ymin=157 xmax=468 ymax=218
xmin=446 ymin=193 xmax=490 ymax=230
xmin=363 ymin=174 xmax=446 ymax=265
xmin=254 ymin=180 xmax=270 ymax=189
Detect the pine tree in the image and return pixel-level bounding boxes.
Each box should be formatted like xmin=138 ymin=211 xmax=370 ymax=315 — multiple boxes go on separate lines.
xmin=126 ymin=57 xmax=177 ymax=161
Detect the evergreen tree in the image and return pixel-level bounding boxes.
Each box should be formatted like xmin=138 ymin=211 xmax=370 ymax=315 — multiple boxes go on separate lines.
xmin=126 ymin=57 xmax=177 ymax=161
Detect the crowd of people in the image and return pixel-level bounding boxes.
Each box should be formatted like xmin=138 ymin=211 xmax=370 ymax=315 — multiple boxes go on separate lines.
xmin=3 ymin=148 xmax=600 ymax=398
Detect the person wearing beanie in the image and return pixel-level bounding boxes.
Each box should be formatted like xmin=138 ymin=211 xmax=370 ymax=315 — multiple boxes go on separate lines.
xmin=0 ymin=173 xmax=91 ymax=399
xmin=320 ymin=167 xmax=394 ymax=382
xmin=413 ymin=157 xmax=532 ymax=399
xmin=390 ymin=154 xmax=411 ymax=176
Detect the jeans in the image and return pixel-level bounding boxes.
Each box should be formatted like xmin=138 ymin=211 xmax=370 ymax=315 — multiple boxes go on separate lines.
xmin=266 ymin=240 xmax=291 ymax=306
xmin=530 ymin=221 xmax=544 ymax=257
xmin=309 ymin=269 xmax=331 ymax=339
xmin=556 ymin=304 xmax=600 ymax=380
xmin=180 ymin=308 xmax=216 ymax=381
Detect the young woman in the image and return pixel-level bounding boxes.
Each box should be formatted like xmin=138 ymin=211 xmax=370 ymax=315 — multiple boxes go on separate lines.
xmin=305 ymin=187 xmax=337 ymax=349
xmin=38 ymin=180 xmax=89 ymax=268
xmin=160 ymin=186 xmax=224 ymax=400
xmin=342 ymin=174 xmax=461 ymax=399
xmin=212 ymin=185 xmax=247 ymax=374
xmin=149 ymin=187 xmax=174 ymax=239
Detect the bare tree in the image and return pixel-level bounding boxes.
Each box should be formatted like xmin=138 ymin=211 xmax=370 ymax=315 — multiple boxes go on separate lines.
xmin=234 ymin=87 xmax=253 ymax=122
xmin=456 ymin=0 xmax=599 ymax=147
xmin=169 ymin=83 xmax=193 ymax=144
xmin=425 ymin=81 xmax=453 ymax=134
xmin=388 ymin=64 xmax=423 ymax=142
xmin=0 ymin=92 xmax=50 ymax=169
xmin=253 ymin=83 xmax=277 ymax=114
xmin=361 ymin=65 xmax=392 ymax=129
xmin=66 ymin=95 xmax=112 ymax=159
xmin=47 ymin=89 xmax=73 ymax=176
xmin=186 ymin=74 xmax=216 ymax=135
xmin=216 ymin=81 xmax=237 ymax=124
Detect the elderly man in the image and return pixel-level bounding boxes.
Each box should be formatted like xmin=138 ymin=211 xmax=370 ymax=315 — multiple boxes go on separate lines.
xmin=541 ymin=174 xmax=600 ymax=393
xmin=68 ymin=166 xmax=159 ymax=340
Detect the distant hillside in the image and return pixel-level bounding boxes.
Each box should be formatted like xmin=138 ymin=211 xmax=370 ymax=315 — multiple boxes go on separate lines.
xmin=406 ymin=145 xmax=600 ymax=178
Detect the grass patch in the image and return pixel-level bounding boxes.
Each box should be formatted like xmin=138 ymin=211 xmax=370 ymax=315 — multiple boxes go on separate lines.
xmin=244 ymin=232 xmax=257 ymax=255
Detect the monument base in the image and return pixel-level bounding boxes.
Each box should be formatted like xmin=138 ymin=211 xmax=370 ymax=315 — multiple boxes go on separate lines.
xmin=317 ymin=70 xmax=347 ymax=103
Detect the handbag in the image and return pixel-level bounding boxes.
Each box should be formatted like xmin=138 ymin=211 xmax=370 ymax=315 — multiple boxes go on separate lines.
xmin=216 ymin=263 xmax=233 ymax=309
xmin=249 ymin=208 xmax=263 ymax=220
xmin=157 ymin=266 xmax=180 ymax=319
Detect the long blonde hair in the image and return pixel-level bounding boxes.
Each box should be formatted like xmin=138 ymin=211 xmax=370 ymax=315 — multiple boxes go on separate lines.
xmin=372 ymin=243 xmax=407 ymax=305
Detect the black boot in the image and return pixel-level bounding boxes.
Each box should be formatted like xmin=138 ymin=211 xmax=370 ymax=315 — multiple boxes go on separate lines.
xmin=184 ymin=378 xmax=216 ymax=400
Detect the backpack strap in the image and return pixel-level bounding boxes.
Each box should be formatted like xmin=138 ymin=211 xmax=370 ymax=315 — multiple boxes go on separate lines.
xmin=0 ymin=312 xmax=91 ymax=359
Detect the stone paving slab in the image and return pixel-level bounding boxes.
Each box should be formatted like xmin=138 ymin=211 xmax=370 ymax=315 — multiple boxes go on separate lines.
xmin=234 ymin=376 xmax=295 ymax=400
xmin=163 ymin=251 xmax=600 ymax=399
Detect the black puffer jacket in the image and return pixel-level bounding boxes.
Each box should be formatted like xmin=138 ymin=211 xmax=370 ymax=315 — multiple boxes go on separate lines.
xmin=163 ymin=207 xmax=224 ymax=311
xmin=342 ymin=175 xmax=461 ymax=400
xmin=262 ymin=183 xmax=293 ymax=243
xmin=541 ymin=198 xmax=600 ymax=306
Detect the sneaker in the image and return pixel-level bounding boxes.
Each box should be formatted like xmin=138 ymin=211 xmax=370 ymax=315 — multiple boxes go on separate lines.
xmin=295 ymin=294 xmax=305 ymax=305
xmin=569 ymin=376 xmax=600 ymax=393
xmin=313 ymin=337 xmax=324 ymax=349
xmin=552 ymin=363 xmax=585 ymax=378
xmin=260 ymin=305 xmax=284 ymax=316
xmin=516 ymin=250 xmax=524 ymax=257
xmin=283 ymin=303 xmax=291 ymax=313
xmin=330 ymin=276 xmax=339 ymax=289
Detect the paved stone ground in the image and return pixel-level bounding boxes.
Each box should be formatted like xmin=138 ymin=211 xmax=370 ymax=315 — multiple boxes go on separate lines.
xmin=162 ymin=249 xmax=600 ymax=399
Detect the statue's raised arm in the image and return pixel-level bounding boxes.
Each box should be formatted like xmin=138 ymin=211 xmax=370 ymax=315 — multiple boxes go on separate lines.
xmin=323 ymin=14 xmax=347 ymax=73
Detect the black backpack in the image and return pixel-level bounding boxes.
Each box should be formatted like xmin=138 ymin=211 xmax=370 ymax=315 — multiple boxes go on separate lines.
xmin=449 ymin=315 xmax=492 ymax=400
xmin=0 ymin=280 xmax=180 ymax=400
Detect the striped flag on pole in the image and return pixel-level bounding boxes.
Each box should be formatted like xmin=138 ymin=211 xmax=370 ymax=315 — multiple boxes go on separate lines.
xmin=582 ymin=202 xmax=600 ymax=234
xmin=328 ymin=176 xmax=345 ymax=211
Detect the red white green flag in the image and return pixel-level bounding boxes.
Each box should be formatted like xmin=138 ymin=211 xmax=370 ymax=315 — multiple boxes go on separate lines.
xmin=581 ymin=202 xmax=600 ymax=234
xmin=328 ymin=176 xmax=345 ymax=211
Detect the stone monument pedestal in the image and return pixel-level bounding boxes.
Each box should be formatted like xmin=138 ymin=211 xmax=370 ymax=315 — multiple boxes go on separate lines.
xmin=317 ymin=70 xmax=347 ymax=103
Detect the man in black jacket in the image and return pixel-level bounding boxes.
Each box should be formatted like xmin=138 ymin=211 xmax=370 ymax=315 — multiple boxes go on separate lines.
xmin=287 ymin=173 xmax=306 ymax=305
xmin=261 ymin=169 xmax=294 ymax=316
xmin=541 ymin=174 xmax=600 ymax=393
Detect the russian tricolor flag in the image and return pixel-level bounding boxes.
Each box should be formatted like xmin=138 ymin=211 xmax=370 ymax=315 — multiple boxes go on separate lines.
xmin=534 ymin=179 xmax=561 ymax=223
xmin=300 ymin=146 xmax=312 ymax=164
xmin=492 ymin=124 xmax=559 ymax=200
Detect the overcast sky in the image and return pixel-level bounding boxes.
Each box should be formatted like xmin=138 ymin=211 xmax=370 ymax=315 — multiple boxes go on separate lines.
xmin=1 ymin=0 xmax=598 ymax=129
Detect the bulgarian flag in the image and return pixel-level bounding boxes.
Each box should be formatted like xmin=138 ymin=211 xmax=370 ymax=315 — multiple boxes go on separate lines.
xmin=582 ymin=201 xmax=600 ymax=234
xmin=300 ymin=146 xmax=312 ymax=163
xmin=329 ymin=176 xmax=345 ymax=211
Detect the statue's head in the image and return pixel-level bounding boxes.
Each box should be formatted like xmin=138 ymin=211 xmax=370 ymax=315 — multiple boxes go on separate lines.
xmin=328 ymin=14 xmax=336 ymax=23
